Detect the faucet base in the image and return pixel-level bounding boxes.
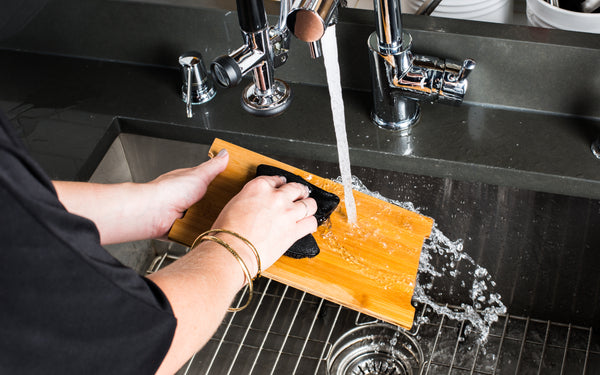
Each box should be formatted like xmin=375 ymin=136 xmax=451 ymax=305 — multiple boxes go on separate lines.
xmin=181 ymin=85 xmax=216 ymax=105
xmin=241 ymin=79 xmax=292 ymax=117
xmin=372 ymin=106 xmax=421 ymax=135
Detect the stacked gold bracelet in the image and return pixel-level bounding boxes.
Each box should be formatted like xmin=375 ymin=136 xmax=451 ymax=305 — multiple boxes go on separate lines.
xmin=189 ymin=229 xmax=261 ymax=312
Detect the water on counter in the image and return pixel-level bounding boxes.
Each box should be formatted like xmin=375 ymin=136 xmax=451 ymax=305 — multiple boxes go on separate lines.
xmin=338 ymin=176 xmax=507 ymax=346
xmin=322 ymin=25 xmax=358 ymax=224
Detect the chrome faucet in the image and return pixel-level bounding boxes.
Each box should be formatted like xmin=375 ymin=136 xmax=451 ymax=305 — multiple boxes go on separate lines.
xmin=369 ymin=0 xmax=475 ymax=133
xmin=287 ymin=0 xmax=475 ymax=134
xmin=210 ymin=0 xmax=292 ymax=116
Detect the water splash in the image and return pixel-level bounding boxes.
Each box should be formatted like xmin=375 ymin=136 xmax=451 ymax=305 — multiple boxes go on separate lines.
xmin=414 ymin=223 xmax=507 ymax=346
xmin=337 ymin=175 xmax=507 ymax=346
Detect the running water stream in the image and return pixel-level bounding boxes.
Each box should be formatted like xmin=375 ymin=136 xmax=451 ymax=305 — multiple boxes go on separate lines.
xmin=322 ymin=25 xmax=357 ymax=224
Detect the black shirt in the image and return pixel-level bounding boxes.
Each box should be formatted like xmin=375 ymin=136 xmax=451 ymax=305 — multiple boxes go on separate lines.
xmin=0 ymin=112 xmax=176 ymax=374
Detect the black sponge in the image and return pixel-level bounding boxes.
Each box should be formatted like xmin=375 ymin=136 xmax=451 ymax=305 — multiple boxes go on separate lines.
xmin=256 ymin=165 xmax=340 ymax=259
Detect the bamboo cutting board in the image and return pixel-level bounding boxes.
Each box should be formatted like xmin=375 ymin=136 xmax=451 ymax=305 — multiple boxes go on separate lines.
xmin=169 ymin=139 xmax=434 ymax=329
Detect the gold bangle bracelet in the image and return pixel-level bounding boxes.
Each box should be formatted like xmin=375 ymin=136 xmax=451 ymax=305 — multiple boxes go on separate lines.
xmin=194 ymin=229 xmax=261 ymax=279
xmin=190 ymin=234 xmax=254 ymax=312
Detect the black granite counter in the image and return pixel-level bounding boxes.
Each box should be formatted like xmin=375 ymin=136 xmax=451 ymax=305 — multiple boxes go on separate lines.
xmin=1 ymin=0 xmax=600 ymax=201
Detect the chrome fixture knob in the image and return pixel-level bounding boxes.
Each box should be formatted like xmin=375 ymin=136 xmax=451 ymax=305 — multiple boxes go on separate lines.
xmin=210 ymin=0 xmax=292 ymax=117
xmin=454 ymin=58 xmax=477 ymax=82
xmin=178 ymin=51 xmax=216 ymax=118
xmin=211 ymin=56 xmax=243 ymax=88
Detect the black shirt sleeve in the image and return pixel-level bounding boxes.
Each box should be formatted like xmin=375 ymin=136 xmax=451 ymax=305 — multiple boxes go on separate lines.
xmin=0 ymin=112 xmax=177 ymax=374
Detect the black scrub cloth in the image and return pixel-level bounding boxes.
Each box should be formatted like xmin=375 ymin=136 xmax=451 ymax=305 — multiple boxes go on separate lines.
xmin=0 ymin=112 xmax=177 ymax=374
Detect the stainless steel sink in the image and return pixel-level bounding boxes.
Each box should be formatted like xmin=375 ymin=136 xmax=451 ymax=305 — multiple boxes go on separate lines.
xmin=89 ymin=133 xmax=211 ymax=274
xmin=88 ymin=129 xmax=600 ymax=374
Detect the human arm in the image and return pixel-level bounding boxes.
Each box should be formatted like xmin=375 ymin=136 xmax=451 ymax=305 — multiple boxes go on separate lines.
xmin=55 ymin=149 xmax=318 ymax=374
xmin=147 ymin=173 xmax=318 ymax=375
xmin=53 ymin=150 xmax=231 ymax=245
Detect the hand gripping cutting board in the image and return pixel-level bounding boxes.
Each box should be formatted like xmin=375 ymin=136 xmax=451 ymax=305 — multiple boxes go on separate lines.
xmin=168 ymin=138 xmax=434 ymax=329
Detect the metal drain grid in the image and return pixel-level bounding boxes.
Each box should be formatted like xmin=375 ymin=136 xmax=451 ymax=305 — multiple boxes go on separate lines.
xmin=174 ymin=277 xmax=347 ymax=375
xmin=147 ymin=254 xmax=599 ymax=375
xmin=415 ymin=309 xmax=599 ymax=375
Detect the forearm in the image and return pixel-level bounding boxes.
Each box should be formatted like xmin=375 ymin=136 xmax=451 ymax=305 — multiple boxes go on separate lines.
xmin=147 ymin=237 xmax=252 ymax=375
xmin=53 ymin=155 xmax=229 ymax=245
xmin=53 ymin=181 xmax=161 ymax=244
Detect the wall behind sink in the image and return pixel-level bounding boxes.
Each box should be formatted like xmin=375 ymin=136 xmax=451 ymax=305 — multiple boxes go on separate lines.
xmin=1 ymin=0 xmax=599 ymax=119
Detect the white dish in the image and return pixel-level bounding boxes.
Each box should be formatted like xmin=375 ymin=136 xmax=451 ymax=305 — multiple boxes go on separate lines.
xmin=526 ymin=0 xmax=600 ymax=33
xmin=402 ymin=0 xmax=512 ymax=23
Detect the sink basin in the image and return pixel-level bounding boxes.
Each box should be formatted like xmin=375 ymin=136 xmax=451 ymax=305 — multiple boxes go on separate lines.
xmin=89 ymin=131 xmax=211 ymax=274
xmin=87 ymin=123 xmax=600 ymax=374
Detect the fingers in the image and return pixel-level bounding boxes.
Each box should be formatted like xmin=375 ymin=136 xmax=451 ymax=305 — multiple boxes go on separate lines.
xmin=277 ymin=181 xmax=310 ymax=202
xmin=214 ymin=173 xmax=323 ymax=269
xmin=295 ymin=197 xmax=317 ymax=221
xmin=247 ymin=176 xmax=317 ymax=226
xmin=296 ymin=214 xmax=318 ymax=235
xmin=254 ymin=175 xmax=288 ymax=189
xmin=251 ymin=176 xmax=309 ymax=202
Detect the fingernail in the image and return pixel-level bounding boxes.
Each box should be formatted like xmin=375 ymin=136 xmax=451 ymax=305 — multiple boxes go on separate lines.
xmin=279 ymin=175 xmax=287 ymax=183
xmin=215 ymin=149 xmax=228 ymax=159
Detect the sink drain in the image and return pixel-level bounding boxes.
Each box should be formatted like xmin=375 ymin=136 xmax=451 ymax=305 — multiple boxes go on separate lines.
xmin=327 ymin=323 xmax=423 ymax=375
xmin=341 ymin=351 xmax=410 ymax=375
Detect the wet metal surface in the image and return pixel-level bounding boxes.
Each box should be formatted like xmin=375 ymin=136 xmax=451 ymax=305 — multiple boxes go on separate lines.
xmin=93 ymin=132 xmax=600 ymax=329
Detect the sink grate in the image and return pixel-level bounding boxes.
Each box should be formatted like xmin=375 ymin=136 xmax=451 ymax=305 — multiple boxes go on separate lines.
xmin=415 ymin=309 xmax=599 ymax=375
xmin=146 ymin=254 xmax=599 ymax=375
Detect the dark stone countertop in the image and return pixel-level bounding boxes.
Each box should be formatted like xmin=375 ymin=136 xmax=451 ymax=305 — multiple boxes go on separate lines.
xmin=1 ymin=0 xmax=600 ymax=201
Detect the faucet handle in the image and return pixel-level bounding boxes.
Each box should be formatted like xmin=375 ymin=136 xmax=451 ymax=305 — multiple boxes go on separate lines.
xmin=436 ymin=57 xmax=476 ymax=104
xmin=211 ymin=55 xmax=244 ymax=88
xmin=455 ymin=58 xmax=476 ymax=82
xmin=236 ymin=0 xmax=267 ymax=33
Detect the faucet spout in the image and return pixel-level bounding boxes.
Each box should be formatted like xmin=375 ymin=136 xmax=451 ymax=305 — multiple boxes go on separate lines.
xmin=287 ymin=0 xmax=340 ymax=42
xmin=286 ymin=0 xmax=341 ymax=58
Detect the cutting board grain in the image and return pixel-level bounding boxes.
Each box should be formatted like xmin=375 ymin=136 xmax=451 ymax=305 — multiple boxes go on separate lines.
xmin=169 ymin=138 xmax=434 ymax=329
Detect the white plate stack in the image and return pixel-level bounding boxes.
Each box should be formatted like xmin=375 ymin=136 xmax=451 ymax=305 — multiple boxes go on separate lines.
xmin=401 ymin=0 xmax=513 ymax=23
xmin=526 ymin=0 xmax=600 ymax=33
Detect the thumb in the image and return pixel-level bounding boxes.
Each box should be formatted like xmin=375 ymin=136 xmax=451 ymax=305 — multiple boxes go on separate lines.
xmin=195 ymin=148 xmax=229 ymax=182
